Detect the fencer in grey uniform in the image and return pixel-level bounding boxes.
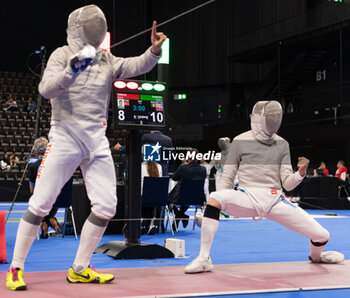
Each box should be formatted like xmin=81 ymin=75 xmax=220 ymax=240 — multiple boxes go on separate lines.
xmin=185 ymin=100 xmax=344 ymax=274
xmin=6 ymin=4 xmax=166 ymax=290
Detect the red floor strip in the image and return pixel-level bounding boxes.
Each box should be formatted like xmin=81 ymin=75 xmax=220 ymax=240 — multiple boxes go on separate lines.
xmin=1 ymin=261 xmax=350 ymax=297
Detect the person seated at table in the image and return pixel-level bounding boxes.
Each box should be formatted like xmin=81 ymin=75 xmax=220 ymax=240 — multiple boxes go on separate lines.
xmin=314 ymin=161 xmax=329 ymax=176
xmin=335 ymin=160 xmax=348 ymax=181
xmin=169 ymin=149 xmax=206 ymax=229
xmin=141 ymin=160 xmax=162 ymax=235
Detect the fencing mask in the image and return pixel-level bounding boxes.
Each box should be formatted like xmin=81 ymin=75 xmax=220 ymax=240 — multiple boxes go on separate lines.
xmin=33 ymin=137 xmax=48 ymax=157
xmin=250 ymin=101 xmax=283 ymax=145
xmin=218 ymin=137 xmax=231 ymax=155
xmin=67 ymin=5 xmax=107 ymax=49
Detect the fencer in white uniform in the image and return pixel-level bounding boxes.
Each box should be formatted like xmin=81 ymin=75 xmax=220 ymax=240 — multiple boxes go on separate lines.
xmin=185 ymin=101 xmax=344 ymax=274
xmin=6 ymin=4 xmax=166 ymax=290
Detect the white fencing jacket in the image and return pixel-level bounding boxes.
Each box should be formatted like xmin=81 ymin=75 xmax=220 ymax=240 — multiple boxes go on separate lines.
xmin=39 ymin=35 xmax=159 ymax=151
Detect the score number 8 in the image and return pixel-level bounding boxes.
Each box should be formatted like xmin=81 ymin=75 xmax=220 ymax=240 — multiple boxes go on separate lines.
xmin=118 ymin=110 xmax=125 ymax=121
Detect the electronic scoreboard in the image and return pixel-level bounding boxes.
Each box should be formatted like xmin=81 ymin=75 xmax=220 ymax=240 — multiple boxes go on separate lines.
xmin=112 ymin=79 xmax=166 ymax=129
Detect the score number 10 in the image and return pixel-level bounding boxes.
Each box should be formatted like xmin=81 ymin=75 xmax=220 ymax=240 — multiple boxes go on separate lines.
xmin=117 ymin=110 xmax=164 ymax=123
xmin=150 ymin=111 xmax=164 ymax=123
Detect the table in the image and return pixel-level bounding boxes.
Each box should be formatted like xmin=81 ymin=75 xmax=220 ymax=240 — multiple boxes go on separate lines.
xmin=285 ymin=176 xmax=350 ymax=209
xmin=71 ymin=182 xmax=125 ymax=234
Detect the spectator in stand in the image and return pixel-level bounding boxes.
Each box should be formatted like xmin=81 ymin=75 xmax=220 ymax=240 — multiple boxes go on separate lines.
xmin=1 ymin=153 xmax=11 ymax=171
xmin=335 ymin=160 xmax=348 ymax=181
xmin=9 ymin=152 xmax=19 ymax=168
xmin=3 ymin=153 xmax=10 ymax=164
xmin=26 ymin=98 xmax=36 ymax=112
xmin=314 ymin=161 xmax=329 ymax=176
xmin=141 ymin=161 xmax=162 ymax=235
xmin=4 ymin=93 xmax=18 ymax=111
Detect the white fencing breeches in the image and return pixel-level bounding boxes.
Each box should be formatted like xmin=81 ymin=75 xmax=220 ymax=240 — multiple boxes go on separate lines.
xmin=28 ymin=125 xmax=117 ymax=220
xmin=211 ymin=189 xmax=329 ymax=243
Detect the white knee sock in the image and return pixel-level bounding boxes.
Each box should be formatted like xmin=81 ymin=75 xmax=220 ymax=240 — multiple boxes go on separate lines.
xmin=73 ymin=214 xmax=108 ymax=273
xmin=309 ymin=240 xmax=327 ymax=261
xmin=198 ymin=217 xmax=219 ymax=260
xmin=11 ymin=218 xmax=41 ymax=270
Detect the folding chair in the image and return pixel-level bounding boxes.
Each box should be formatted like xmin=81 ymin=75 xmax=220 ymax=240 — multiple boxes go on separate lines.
xmin=52 ymin=177 xmax=78 ymax=240
xmin=141 ymin=176 xmax=175 ymax=235
xmin=174 ymin=178 xmax=205 ymax=231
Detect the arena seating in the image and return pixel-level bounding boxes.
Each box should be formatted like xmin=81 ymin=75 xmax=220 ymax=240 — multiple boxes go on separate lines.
xmin=0 ymin=71 xmax=40 ymax=180
xmin=0 ymin=70 xmax=127 ymax=183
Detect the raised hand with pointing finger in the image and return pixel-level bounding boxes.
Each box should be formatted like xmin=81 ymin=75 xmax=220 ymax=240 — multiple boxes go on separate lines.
xmin=150 ymin=21 xmax=167 ymax=56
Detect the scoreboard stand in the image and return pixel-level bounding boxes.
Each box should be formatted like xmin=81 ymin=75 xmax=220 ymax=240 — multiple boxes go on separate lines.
xmin=95 ymin=80 xmax=174 ymax=259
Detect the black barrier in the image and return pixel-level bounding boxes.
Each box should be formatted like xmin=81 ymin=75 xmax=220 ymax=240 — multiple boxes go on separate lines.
xmin=285 ymin=176 xmax=350 ymax=210
xmin=1 ymin=181 xmax=126 ymax=234
xmin=0 ymin=181 xmax=31 ymax=202
xmin=71 ymin=183 xmax=125 ymax=235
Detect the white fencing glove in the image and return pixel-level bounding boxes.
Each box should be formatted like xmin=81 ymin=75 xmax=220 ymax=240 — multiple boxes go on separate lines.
xmin=69 ymin=44 xmax=96 ymax=74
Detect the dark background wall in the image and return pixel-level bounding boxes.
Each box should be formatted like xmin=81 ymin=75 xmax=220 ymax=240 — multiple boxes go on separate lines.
xmin=0 ymin=0 xmax=311 ymax=86
xmin=2 ymin=0 xmax=350 ymax=170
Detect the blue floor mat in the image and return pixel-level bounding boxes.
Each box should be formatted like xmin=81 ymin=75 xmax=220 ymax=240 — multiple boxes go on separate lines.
xmin=201 ymin=289 xmax=350 ymax=298
xmin=1 ymin=203 xmax=350 ymax=298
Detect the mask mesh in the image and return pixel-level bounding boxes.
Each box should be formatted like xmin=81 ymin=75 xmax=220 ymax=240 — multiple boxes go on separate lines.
xmin=79 ymin=5 xmax=107 ymax=47
xmin=252 ymin=101 xmax=282 ymax=136
xmin=263 ymin=101 xmax=282 ymax=135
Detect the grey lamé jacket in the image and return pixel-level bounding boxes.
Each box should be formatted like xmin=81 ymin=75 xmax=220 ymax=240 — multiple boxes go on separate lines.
xmin=218 ymin=130 xmax=304 ymax=217
xmin=219 ymin=130 xmax=303 ymax=192
xmin=39 ymin=32 xmax=159 ymax=151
